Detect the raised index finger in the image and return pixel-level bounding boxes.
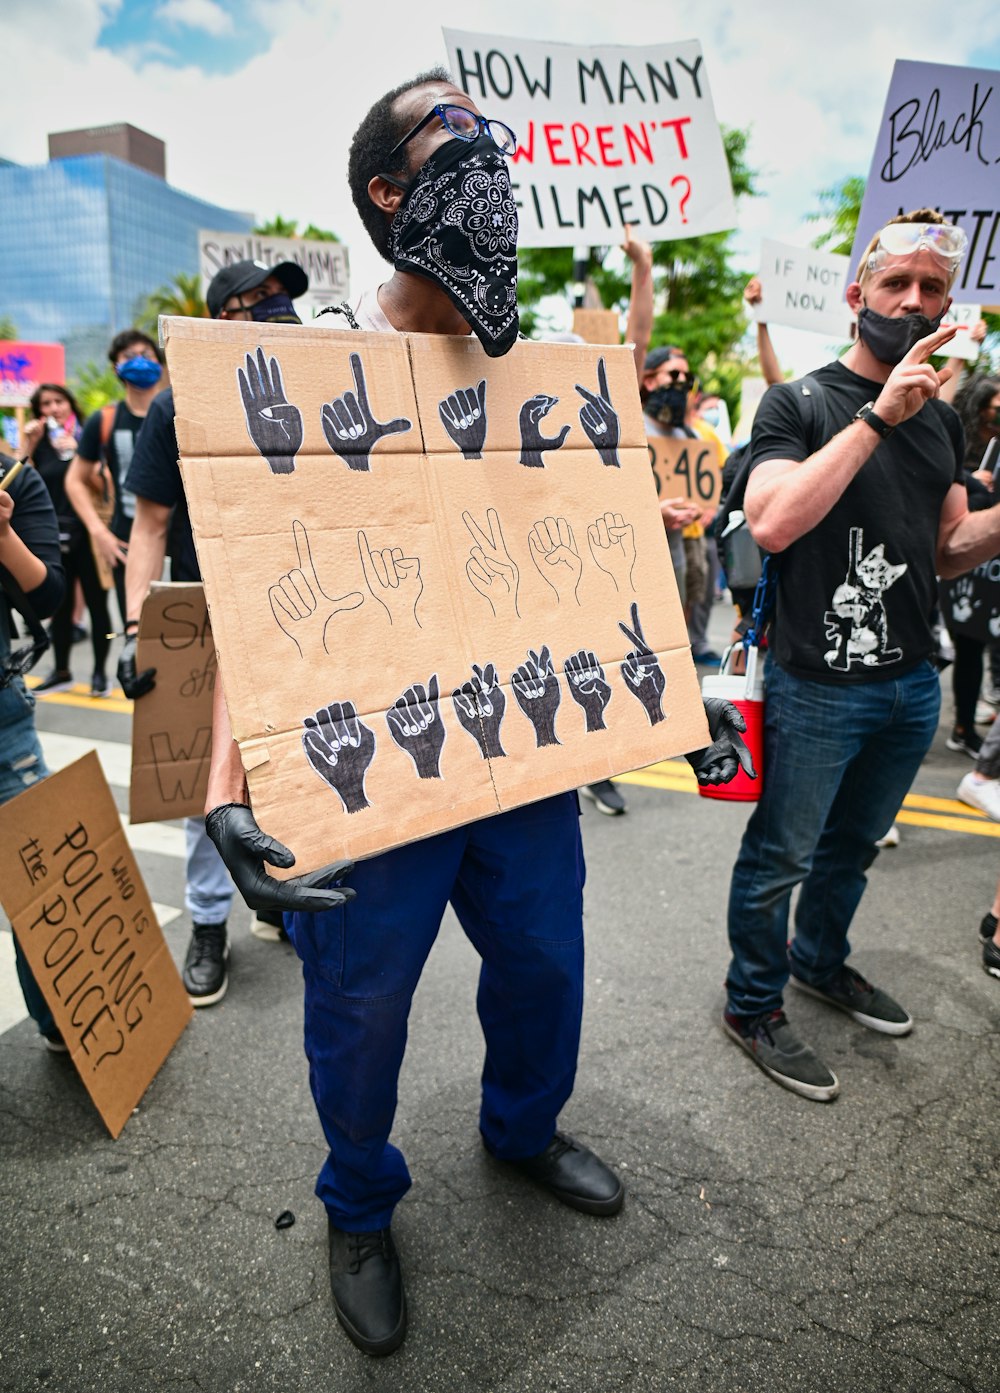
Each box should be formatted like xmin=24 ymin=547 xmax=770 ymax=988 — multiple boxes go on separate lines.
xmin=907 ymin=322 xmax=958 ymax=363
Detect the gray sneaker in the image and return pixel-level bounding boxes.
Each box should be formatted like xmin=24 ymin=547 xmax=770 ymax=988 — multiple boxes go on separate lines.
xmin=722 ymin=1009 xmax=839 ymax=1102
xmin=790 ymin=965 xmax=912 ymax=1036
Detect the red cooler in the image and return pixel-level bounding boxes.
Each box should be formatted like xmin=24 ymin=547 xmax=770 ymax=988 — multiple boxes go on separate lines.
xmin=698 ymin=646 xmax=765 ymax=802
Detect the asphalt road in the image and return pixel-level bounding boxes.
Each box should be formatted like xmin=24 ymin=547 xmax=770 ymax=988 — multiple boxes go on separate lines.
xmin=1 ymin=628 xmax=998 ymax=1393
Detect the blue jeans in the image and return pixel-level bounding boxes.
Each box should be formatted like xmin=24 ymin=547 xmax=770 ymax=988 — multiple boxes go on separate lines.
xmin=184 ymin=817 xmax=234 ymax=925
xmin=725 ymin=659 xmax=941 ymax=1018
xmin=285 ymin=792 xmax=585 ymax=1232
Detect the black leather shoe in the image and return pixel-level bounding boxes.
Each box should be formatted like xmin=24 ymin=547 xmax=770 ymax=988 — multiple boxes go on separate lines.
xmin=490 ymin=1131 xmax=624 ymax=1216
xmin=327 ymin=1222 xmax=406 ymax=1356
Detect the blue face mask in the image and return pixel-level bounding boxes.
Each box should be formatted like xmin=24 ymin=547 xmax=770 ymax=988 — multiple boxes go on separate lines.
xmin=116 ymin=355 xmax=163 ymax=389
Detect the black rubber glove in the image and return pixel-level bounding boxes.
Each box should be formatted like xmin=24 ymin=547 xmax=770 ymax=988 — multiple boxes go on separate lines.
xmin=117 ymin=632 xmax=156 ymax=699
xmin=685 ymin=698 xmax=757 ymax=786
xmin=205 ymin=803 xmax=355 ymax=913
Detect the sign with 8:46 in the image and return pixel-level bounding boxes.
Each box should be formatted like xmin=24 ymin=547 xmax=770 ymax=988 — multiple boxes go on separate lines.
xmin=647 ymin=434 xmax=722 ymax=508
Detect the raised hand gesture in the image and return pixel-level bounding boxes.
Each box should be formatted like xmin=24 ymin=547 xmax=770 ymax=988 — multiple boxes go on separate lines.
xmin=303 ymin=701 xmax=377 ymax=813
xmin=511 ymin=645 xmax=561 ymax=747
xmin=386 ymin=674 xmax=446 ymax=779
xmin=686 ymin=698 xmax=756 ymax=786
xmin=269 ymin=520 xmax=364 ymax=657
xmin=528 ymin=516 xmax=582 ymax=605
xmin=463 ymin=507 xmax=520 ymax=620
xmin=587 ymin=511 xmax=636 ymax=593
xmin=452 ymin=662 xmax=506 ymax=759
xmin=321 ymin=352 xmax=412 ymax=471
xmin=574 ymin=357 xmax=621 ymax=468
xmin=358 ymin=530 xmax=423 ymax=627
xmin=873 ymin=322 xmax=959 ymax=427
xmin=518 ymin=393 xmax=570 ymax=467
xmin=238 ymin=348 xmax=303 ymax=474
xmin=564 ymin=649 xmax=612 ymax=732
xmin=618 ymin=602 xmax=665 ymax=725
xmin=439 ymin=381 xmax=488 ymax=459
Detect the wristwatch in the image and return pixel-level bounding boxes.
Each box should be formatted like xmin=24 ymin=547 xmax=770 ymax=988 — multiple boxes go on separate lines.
xmin=853 ymin=401 xmax=895 ymax=439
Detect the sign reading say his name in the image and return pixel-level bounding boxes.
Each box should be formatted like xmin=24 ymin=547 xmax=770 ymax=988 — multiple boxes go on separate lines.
xmin=754 ymin=239 xmax=853 ymax=339
xmin=130 ymin=583 xmax=215 ymax=824
xmin=443 ymin=31 xmax=736 ymax=249
xmin=199 ymin=231 xmax=350 ymax=321
xmin=0 ymin=753 xmax=192 ymax=1138
xmin=648 ymin=435 xmax=723 ymax=510
xmin=850 ymin=59 xmax=1000 ymax=304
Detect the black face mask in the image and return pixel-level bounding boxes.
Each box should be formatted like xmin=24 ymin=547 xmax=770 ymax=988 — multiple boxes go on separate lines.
xmin=646 ymin=383 xmax=690 ymax=428
xmin=389 ymin=134 xmax=519 ymax=358
xmin=250 ymin=292 xmax=301 ymax=324
xmin=857 ymin=306 xmax=943 ymax=366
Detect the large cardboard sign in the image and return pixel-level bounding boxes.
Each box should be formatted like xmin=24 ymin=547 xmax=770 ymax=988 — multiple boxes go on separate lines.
xmin=164 ymin=317 xmax=709 ymax=872
xmin=941 ymin=560 xmax=1000 ymax=643
xmin=648 ymin=435 xmax=723 ymax=509
xmin=443 ymin=31 xmax=736 ymax=249
xmin=753 ymin=239 xmax=853 ymax=339
xmin=850 ymin=60 xmax=1000 ymax=304
xmin=0 ymin=341 xmax=66 ymax=408
xmin=0 ymin=753 xmax=192 ymax=1138
xmin=129 ymin=583 xmax=215 ymax=824
xmin=572 ymin=308 xmax=621 ymax=345
xmin=199 ymin=231 xmax=350 ymax=321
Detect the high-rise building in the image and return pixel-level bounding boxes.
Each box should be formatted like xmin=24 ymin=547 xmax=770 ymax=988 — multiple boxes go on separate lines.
xmin=0 ymin=124 xmax=253 ymax=373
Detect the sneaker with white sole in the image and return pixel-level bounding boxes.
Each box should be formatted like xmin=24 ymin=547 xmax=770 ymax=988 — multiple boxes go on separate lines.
xmin=580 ymin=780 xmax=627 ymax=816
xmin=946 ymin=727 xmax=984 ymax=757
xmin=33 ymin=669 xmax=74 ymax=695
xmin=790 ymin=965 xmax=912 ymax=1035
xmin=722 ymin=1009 xmax=840 ymax=1101
xmin=250 ymin=906 xmax=287 ymax=941
xmin=980 ymin=911 xmax=998 ymax=944
xmin=875 ymin=823 xmax=900 ymax=848
xmin=983 ymin=938 xmax=1000 ymax=979
xmin=957 ymin=773 xmax=1000 ymax=822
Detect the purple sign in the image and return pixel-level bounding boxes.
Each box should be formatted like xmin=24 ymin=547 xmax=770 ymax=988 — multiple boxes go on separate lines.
xmin=850 ymin=59 xmax=1000 ymax=303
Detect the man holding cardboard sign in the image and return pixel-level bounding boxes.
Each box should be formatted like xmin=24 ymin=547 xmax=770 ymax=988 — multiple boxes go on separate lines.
xmin=195 ymin=68 xmax=749 ymax=1359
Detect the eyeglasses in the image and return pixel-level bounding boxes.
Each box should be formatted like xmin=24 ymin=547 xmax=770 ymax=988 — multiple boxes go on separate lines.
xmin=867 ymin=222 xmax=968 ymax=274
xmin=663 ymin=369 xmax=691 ymax=385
xmin=385 ymin=104 xmax=517 ymax=168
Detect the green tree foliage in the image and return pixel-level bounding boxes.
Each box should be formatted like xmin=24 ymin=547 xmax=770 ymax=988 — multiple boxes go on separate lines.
xmin=806 ymin=175 xmax=865 ymax=256
xmin=136 ymin=273 xmax=208 ymax=335
xmin=70 ymin=362 xmax=124 ymax=418
xmin=0 ymin=315 xmax=17 ymax=340
xmin=254 ymin=217 xmax=340 ymax=242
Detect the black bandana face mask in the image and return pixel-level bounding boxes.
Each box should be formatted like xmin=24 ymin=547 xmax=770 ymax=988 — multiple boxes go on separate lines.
xmin=857 ymin=306 xmax=943 ymax=366
xmin=389 ymin=134 xmax=519 ymax=358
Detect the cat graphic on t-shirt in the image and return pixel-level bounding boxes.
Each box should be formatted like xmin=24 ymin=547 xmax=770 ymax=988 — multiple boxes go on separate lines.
xmin=823 ymin=526 xmax=907 ymax=672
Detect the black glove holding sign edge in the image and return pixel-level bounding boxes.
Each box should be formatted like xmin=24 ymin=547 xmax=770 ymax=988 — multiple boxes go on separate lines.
xmin=205 ymin=802 xmax=355 ymax=913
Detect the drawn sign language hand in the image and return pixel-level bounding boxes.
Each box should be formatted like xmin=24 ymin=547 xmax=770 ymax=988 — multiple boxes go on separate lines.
xmin=528 ymin=516 xmax=582 ymax=605
xmin=564 ymin=649 xmax=612 ymax=732
xmin=358 ymin=530 xmax=423 ymax=627
xmin=518 ymin=393 xmax=570 ymax=467
xmin=511 ymin=646 xmax=561 ymax=747
xmin=463 ymin=507 xmax=520 ymax=620
xmin=303 ymin=701 xmax=377 ymax=813
xmin=439 ymin=381 xmax=487 ymax=459
xmin=238 ymin=348 xmax=303 ymax=475
xmin=320 ymin=352 xmax=411 ymax=471
xmin=588 ymin=511 xmax=636 ymax=593
xmin=574 ymin=357 xmax=621 ymax=468
xmin=452 ymin=662 xmax=506 ymax=759
xmin=386 ymin=674 xmax=446 ymax=779
xmin=270 ymin=520 xmax=364 ymax=657
xmin=618 ymin=602 xmax=665 ymax=725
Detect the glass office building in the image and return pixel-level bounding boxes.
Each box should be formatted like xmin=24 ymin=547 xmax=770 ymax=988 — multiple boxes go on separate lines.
xmin=0 ymin=153 xmax=252 ymax=373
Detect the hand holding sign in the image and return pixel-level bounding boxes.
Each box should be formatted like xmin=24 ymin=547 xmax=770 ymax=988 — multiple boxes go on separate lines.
xmin=528 ymin=516 xmax=582 ymax=605
xmin=270 ymin=520 xmax=364 ymax=658
xmin=439 ymin=381 xmax=488 ymax=459
xmin=321 ymin=353 xmax=411 ymax=471
xmin=238 ymin=349 xmax=303 ymax=475
xmin=464 ymin=507 xmax=520 ymax=620
xmin=358 ymin=530 xmax=423 ymax=627
xmin=518 ymin=393 xmax=570 ymax=467
xmin=574 ymin=358 xmax=621 ymax=467
xmin=587 ymin=511 xmax=636 ymax=593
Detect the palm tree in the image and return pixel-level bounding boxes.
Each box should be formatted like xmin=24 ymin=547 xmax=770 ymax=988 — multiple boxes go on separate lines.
xmin=136 ymin=273 xmax=207 ymax=334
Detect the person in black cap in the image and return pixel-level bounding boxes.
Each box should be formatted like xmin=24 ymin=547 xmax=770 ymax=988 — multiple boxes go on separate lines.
xmin=117 ymin=259 xmax=309 ymax=1008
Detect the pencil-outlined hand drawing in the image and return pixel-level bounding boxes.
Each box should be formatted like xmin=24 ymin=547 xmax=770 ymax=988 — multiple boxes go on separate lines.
xmin=518 ymin=393 xmax=570 ymax=467
xmin=511 ymin=646 xmax=561 ymax=747
xmin=439 ymin=381 xmax=488 ymax=459
xmin=564 ymin=649 xmax=612 ymax=732
xmin=452 ymin=662 xmax=506 ymax=759
xmin=358 ymin=530 xmax=423 ymax=627
xmin=303 ymin=701 xmax=376 ymax=813
xmin=320 ymin=352 xmax=412 ymax=471
xmin=270 ymin=520 xmax=364 ymax=657
xmin=463 ymin=507 xmax=520 ymax=620
xmin=575 ymin=357 xmax=621 ymax=468
xmin=618 ymin=602 xmax=665 ymax=725
xmin=528 ymin=516 xmax=582 ymax=605
xmin=587 ymin=511 xmax=636 ymax=593
xmin=238 ymin=348 xmax=303 ymax=474
xmin=386 ymin=674 xmax=446 ymax=779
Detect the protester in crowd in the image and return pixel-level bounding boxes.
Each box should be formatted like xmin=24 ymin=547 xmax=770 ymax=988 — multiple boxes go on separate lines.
xmin=118 ymin=261 xmax=306 ymax=1007
xmin=65 ymin=330 xmax=165 ymax=629
xmin=721 ymin=210 xmax=1000 ymax=1102
xmin=20 ymin=384 xmax=110 ymax=696
xmin=200 ymin=68 xmax=749 ymax=1358
xmin=0 ymin=451 xmax=66 ymax=1046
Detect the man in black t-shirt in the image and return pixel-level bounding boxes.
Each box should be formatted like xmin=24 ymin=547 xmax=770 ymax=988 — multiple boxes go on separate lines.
xmin=723 ymin=210 xmax=1000 ymax=1103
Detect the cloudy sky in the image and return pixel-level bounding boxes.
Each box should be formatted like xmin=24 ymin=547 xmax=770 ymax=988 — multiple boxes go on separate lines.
xmin=5 ymin=0 xmax=1000 ymax=367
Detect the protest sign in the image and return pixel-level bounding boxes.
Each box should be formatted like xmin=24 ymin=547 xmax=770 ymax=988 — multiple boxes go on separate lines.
xmin=935 ymin=303 xmax=981 ymax=362
xmin=753 ymin=239 xmax=853 ymax=339
xmin=199 ymin=231 xmax=350 ymax=321
xmin=129 ymin=583 xmax=215 ymax=824
xmin=647 ymin=435 xmax=723 ymax=509
xmin=850 ymin=59 xmax=1000 ymax=306
xmin=0 ymin=341 xmax=66 ymax=409
xmin=163 ymin=316 xmax=709 ymax=873
xmin=572 ymin=308 xmax=621 ymax=344
xmin=0 ymin=752 xmax=192 ymax=1138
xmin=443 ymin=31 xmax=736 ymax=249
xmin=940 ymin=559 xmax=1000 ymax=644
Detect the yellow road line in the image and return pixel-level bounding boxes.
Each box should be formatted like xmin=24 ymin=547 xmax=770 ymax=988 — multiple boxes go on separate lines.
xmin=26 ymin=679 xmax=132 ymax=714
xmin=896 ymin=810 xmax=1000 ymax=838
